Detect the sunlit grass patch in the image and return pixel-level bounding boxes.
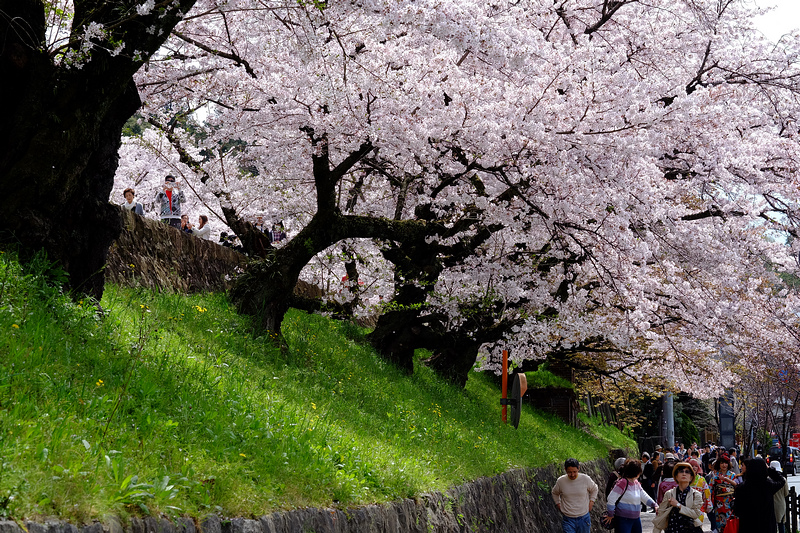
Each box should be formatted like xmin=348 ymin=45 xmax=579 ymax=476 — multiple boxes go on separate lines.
xmin=0 ymin=250 xmax=633 ymax=521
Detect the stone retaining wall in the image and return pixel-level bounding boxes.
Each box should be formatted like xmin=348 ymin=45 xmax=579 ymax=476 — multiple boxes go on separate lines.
xmin=0 ymin=458 xmax=615 ymax=533
xmin=105 ymin=208 xmax=323 ymax=299
xmin=106 ymin=207 xmax=246 ymax=293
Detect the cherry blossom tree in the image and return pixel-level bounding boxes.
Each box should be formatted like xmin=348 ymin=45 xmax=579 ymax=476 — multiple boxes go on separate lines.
xmin=115 ymin=0 xmax=800 ymax=389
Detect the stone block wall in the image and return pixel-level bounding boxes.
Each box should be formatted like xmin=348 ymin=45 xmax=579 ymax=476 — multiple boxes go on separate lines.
xmin=0 ymin=459 xmax=615 ymax=533
xmin=106 ymin=208 xmax=246 ymax=294
xmin=105 ymin=208 xmax=324 ymax=301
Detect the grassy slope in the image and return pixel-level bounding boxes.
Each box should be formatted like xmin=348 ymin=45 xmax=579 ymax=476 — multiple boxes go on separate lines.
xmin=0 ymin=253 xmax=634 ymax=522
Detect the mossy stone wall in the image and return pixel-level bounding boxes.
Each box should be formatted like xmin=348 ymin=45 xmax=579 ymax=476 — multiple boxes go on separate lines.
xmin=0 ymin=458 xmax=615 ymax=533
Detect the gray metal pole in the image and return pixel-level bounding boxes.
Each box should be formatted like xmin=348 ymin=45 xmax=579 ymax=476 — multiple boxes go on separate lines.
xmin=663 ymin=392 xmax=675 ymax=449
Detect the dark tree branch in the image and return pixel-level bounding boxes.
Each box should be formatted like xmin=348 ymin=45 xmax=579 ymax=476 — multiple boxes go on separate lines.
xmin=172 ymin=30 xmax=257 ymax=78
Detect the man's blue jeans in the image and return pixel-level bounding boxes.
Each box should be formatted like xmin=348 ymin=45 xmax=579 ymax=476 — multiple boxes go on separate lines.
xmin=562 ymin=512 xmax=591 ymax=533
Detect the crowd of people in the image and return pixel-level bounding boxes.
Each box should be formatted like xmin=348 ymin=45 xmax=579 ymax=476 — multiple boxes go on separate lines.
xmin=552 ymin=443 xmax=789 ymax=533
xmin=120 ymin=175 xmax=289 ymax=247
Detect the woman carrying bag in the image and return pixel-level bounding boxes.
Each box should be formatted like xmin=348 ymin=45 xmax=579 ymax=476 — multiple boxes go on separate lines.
xmin=652 ymin=462 xmax=703 ymax=533
xmin=603 ymin=459 xmax=657 ymax=533
xmin=709 ymin=454 xmax=737 ymax=532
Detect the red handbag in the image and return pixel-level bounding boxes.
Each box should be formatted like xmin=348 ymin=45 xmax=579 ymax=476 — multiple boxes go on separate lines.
xmin=723 ymin=516 xmax=739 ymax=533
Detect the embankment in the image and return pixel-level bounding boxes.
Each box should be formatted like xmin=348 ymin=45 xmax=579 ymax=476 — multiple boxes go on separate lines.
xmin=0 ymin=458 xmax=615 ymax=533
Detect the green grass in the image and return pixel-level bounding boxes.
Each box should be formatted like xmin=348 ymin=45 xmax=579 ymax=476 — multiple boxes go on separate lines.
xmin=0 ymin=251 xmax=634 ymax=522
xmin=523 ymin=368 xmax=573 ymax=389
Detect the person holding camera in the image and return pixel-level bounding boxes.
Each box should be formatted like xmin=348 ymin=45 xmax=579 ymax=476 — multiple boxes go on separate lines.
xmin=155 ymin=175 xmax=186 ymax=228
xmin=180 ymin=214 xmax=193 ymax=233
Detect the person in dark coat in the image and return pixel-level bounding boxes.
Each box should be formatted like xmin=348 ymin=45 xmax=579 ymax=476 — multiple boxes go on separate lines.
xmin=733 ymin=457 xmax=786 ymax=533
xmin=641 ymin=452 xmax=657 ymax=503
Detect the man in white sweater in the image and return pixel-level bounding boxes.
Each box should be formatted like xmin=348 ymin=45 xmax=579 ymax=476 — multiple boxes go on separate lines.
xmin=552 ymin=458 xmax=599 ymax=533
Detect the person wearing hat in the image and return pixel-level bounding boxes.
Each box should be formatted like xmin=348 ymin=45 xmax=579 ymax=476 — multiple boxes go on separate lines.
xmin=155 ymin=175 xmax=186 ymax=228
xmin=769 ymin=460 xmax=790 ymax=533
xmin=605 ymin=456 xmax=627 ymax=497
xmin=655 ymin=444 xmax=665 ymax=462
xmin=656 ymin=454 xmax=678 ymax=504
xmin=652 ymin=462 xmax=703 ymax=533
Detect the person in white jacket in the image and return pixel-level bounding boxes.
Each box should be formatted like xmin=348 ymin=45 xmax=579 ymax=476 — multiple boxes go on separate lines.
xmin=192 ymin=215 xmax=211 ymax=240
xmin=121 ymin=188 xmax=144 ymax=215
xmin=771 ymin=461 xmax=789 ymax=533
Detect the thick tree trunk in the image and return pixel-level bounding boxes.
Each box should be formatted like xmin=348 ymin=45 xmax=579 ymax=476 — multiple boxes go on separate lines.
xmin=0 ymin=24 xmax=131 ymax=296
xmin=367 ymin=310 xmax=430 ymax=374
xmin=423 ymin=339 xmax=482 ymax=388
xmin=368 ymin=309 xmax=486 ymax=387
xmin=227 ymin=184 xmax=432 ymax=337
xmin=0 ymin=70 xmax=139 ymax=297
xmin=228 ymin=256 xmax=297 ymax=334
xmin=0 ymin=0 xmax=195 ymax=299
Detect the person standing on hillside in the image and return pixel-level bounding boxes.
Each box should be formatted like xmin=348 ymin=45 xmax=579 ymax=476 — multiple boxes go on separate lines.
xmin=180 ymin=214 xmax=193 ymax=233
xmin=269 ymin=221 xmax=287 ymax=243
xmin=552 ymin=458 xmax=599 ymax=533
xmin=155 ymin=175 xmax=185 ymax=228
xmin=192 ymin=215 xmax=211 ymax=240
xmin=121 ymin=188 xmax=144 ymax=215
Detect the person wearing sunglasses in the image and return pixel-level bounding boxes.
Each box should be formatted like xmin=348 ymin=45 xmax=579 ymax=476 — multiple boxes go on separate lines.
xmin=652 ymin=462 xmax=703 ymax=533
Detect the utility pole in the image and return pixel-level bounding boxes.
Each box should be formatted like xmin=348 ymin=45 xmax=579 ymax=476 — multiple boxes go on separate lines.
xmin=663 ymin=392 xmax=675 ymax=449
